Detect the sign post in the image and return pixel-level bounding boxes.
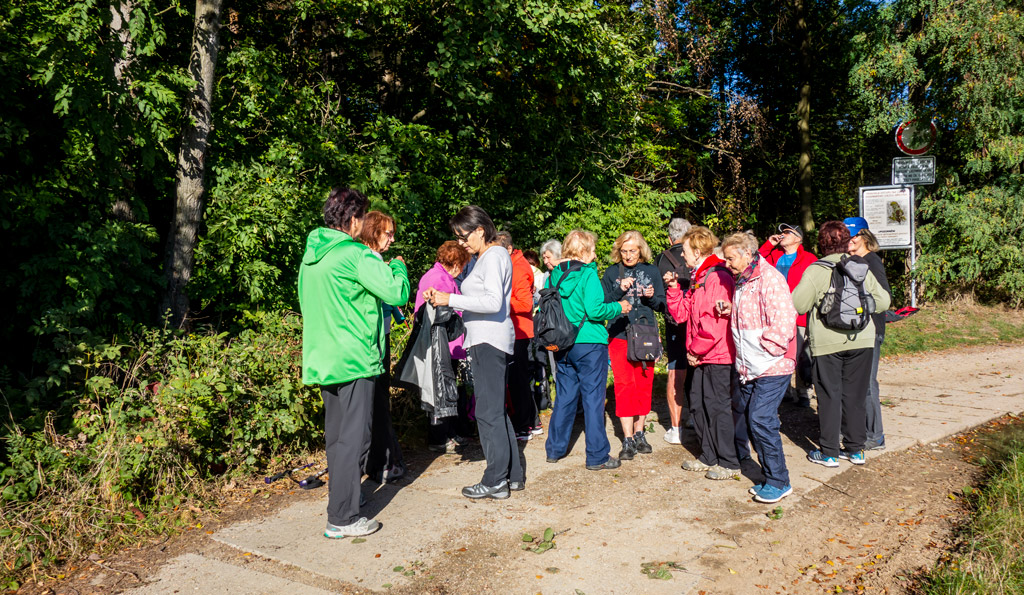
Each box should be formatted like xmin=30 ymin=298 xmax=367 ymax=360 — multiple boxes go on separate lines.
xmin=858 ymin=185 xmax=917 ymax=307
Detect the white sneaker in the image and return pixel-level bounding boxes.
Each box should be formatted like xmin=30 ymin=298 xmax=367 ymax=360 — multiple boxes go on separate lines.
xmin=663 ymin=427 xmax=682 ymax=444
xmin=324 ymin=517 xmax=381 ymax=539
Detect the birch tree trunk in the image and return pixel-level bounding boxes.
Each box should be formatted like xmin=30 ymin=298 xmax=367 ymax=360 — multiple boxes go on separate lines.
xmin=162 ymin=0 xmax=224 ymax=327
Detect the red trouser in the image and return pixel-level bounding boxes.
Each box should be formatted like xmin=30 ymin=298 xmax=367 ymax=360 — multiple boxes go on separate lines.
xmin=609 ymin=338 xmax=655 ymax=417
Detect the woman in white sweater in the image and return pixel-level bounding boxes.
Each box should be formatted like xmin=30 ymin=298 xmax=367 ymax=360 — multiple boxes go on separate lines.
xmin=425 ymin=205 xmax=523 ymax=499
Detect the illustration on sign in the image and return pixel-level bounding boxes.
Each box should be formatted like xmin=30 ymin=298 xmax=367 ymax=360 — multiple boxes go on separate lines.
xmin=858 ymin=185 xmax=914 ymax=250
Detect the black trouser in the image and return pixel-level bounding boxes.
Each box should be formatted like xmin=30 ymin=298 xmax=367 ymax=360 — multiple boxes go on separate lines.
xmin=690 ymin=363 xmax=739 ymax=469
xmin=507 ymin=338 xmax=537 ymax=433
xmin=813 ymin=348 xmax=872 ymax=457
xmin=364 ymin=340 xmax=404 ymax=483
xmin=470 ymin=343 xmax=524 ymax=486
xmin=322 ymin=378 xmax=374 ymax=526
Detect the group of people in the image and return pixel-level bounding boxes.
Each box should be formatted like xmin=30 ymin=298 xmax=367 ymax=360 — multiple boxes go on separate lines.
xmin=298 ymin=187 xmax=892 ymax=538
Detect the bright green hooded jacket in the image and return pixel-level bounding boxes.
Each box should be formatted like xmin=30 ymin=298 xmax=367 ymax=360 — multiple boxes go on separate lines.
xmin=546 ymin=261 xmax=622 ymax=345
xmin=298 ymin=228 xmax=410 ymax=386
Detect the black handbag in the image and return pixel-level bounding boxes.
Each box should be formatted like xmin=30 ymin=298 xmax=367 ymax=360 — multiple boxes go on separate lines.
xmin=618 ymin=263 xmax=663 ymax=369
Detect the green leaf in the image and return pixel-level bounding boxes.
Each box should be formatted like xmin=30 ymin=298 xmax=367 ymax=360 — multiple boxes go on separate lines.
xmin=543 ymin=527 xmax=554 ymax=542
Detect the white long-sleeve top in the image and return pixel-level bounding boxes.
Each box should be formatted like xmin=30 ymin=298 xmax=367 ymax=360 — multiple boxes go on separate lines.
xmin=448 ymin=245 xmax=514 ymax=354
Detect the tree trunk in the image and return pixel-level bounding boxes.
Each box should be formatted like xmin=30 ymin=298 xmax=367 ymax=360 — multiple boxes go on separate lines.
xmin=795 ymin=0 xmax=814 ymax=234
xmin=110 ymin=1 xmax=137 ymax=87
xmin=162 ymin=0 xmax=224 ymax=327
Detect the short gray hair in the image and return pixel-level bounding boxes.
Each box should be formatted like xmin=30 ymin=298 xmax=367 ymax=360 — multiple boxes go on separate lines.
xmin=540 ymin=239 xmax=562 ymax=260
xmin=496 ymin=231 xmax=513 ymax=249
xmin=721 ymin=231 xmax=759 ymax=256
xmin=667 ymin=218 xmax=692 ymax=242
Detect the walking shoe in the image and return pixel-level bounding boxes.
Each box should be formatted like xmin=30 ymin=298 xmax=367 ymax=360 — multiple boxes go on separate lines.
xmin=531 ymin=425 xmax=544 ymax=435
xmin=461 ymin=481 xmax=510 ymax=500
xmin=618 ymin=437 xmax=637 ymax=461
xmin=839 ymin=449 xmax=866 ymax=465
xmin=868 ymin=437 xmax=886 ymax=451
xmin=634 ymin=431 xmax=653 ymax=454
xmin=545 ymin=456 xmax=561 ymax=464
xmin=682 ymin=458 xmax=712 ymax=472
xmin=807 ymin=450 xmax=840 ymax=468
xmin=586 ymin=456 xmax=622 ymax=471
xmin=509 ymin=481 xmax=525 ymax=492
xmin=324 ymin=517 xmax=381 ymax=539
xmin=515 ymin=430 xmax=532 ymax=442
xmin=705 ymin=465 xmax=740 ymax=480
xmin=427 ymin=442 xmax=448 ymax=453
xmin=748 ymin=483 xmax=765 ymax=496
xmin=663 ymin=427 xmax=682 ymax=445
xmin=753 ymin=484 xmax=793 ymax=503
xmin=451 ymin=435 xmax=472 ymax=446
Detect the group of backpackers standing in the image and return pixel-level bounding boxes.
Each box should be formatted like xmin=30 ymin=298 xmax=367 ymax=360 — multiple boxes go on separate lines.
xmin=298 ymin=188 xmax=890 ymax=539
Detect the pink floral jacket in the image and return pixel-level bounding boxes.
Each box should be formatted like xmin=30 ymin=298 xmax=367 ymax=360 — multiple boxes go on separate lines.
xmin=730 ymin=259 xmax=797 ymax=382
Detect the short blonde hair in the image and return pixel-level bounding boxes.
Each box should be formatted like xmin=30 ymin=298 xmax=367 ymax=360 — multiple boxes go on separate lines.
xmin=859 ymin=229 xmax=881 ymax=253
xmin=682 ymin=226 xmax=718 ymax=257
xmin=561 ymin=229 xmax=596 ymax=261
xmin=721 ymin=232 xmax=758 ymax=256
xmin=610 ymin=230 xmax=653 ymax=264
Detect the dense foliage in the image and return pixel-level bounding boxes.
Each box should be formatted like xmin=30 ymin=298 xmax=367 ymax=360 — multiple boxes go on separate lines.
xmin=1 ymin=0 xmax=1022 ymax=585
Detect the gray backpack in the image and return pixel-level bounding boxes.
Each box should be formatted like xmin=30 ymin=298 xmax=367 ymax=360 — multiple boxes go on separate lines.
xmin=816 ymin=255 xmax=876 ymax=332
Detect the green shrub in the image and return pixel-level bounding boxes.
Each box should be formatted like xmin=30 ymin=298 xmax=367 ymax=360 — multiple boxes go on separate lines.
xmin=0 ymin=311 xmax=320 ymax=587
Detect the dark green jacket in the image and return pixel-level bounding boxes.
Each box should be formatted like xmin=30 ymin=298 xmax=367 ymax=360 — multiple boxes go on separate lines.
xmin=298 ymin=228 xmax=410 ymax=385
xmin=546 ymin=261 xmax=622 ymax=345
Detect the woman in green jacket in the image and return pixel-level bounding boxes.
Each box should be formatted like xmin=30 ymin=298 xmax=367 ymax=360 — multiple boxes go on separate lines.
xmin=298 ymin=187 xmax=410 ymax=539
xmin=543 ymin=229 xmax=631 ymax=470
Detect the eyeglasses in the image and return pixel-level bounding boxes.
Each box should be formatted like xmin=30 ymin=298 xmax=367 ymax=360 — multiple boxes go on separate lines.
xmin=454 ymin=229 xmax=474 ymax=242
xmin=383 ymin=230 xmax=395 ymax=239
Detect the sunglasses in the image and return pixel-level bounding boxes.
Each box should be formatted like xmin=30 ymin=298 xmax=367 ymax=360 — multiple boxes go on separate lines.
xmin=454 ymin=229 xmax=474 ymax=242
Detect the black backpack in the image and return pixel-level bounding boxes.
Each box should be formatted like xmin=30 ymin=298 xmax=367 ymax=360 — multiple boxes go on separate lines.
xmin=816 ymin=255 xmax=876 ymax=332
xmin=534 ymin=262 xmax=585 ymax=353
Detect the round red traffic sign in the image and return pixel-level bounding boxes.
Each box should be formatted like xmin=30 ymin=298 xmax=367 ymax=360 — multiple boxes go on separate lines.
xmin=895 ymin=120 xmax=937 ymax=155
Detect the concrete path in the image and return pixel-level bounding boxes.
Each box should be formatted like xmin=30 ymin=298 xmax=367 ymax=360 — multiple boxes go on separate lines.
xmin=125 ymin=344 xmax=1024 ymax=595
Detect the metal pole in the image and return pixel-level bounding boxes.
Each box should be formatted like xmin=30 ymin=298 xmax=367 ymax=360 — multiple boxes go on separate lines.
xmin=910 ymin=244 xmax=917 ymax=308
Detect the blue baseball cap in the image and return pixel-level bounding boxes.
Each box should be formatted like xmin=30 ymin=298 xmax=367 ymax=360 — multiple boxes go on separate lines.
xmin=844 ymin=217 xmax=869 ymax=236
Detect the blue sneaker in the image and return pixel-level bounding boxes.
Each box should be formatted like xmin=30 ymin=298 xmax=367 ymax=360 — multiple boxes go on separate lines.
xmin=807 ymin=450 xmax=839 ymax=468
xmin=839 ymin=449 xmax=866 ymax=465
xmin=753 ymin=484 xmax=793 ymax=503
xmin=748 ymin=483 xmax=764 ymax=496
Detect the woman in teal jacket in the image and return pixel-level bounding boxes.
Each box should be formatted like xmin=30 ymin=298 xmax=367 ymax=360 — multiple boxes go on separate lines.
xmin=298 ymin=188 xmax=409 ymax=539
xmin=544 ymin=229 xmax=631 ymax=470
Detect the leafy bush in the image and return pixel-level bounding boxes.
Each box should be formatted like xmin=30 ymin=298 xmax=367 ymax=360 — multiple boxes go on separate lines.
xmin=916 ymin=177 xmax=1024 ymax=306
xmin=0 ymin=311 xmax=320 ymax=587
xmin=550 ymin=183 xmax=697 ymax=262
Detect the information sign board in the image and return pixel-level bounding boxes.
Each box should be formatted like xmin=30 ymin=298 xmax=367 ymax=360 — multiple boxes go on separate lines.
xmin=892 ymin=156 xmax=935 ymax=185
xmin=858 ymin=185 xmax=915 ymax=251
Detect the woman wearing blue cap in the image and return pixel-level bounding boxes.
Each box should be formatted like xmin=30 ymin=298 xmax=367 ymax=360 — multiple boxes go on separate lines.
xmin=845 ymin=218 xmax=892 ymax=450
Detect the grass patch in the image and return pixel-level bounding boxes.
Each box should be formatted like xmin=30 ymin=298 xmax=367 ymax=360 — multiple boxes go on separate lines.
xmin=915 ymin=418 xmax=1024 ymax=594
xmin=882 ymin=301 xmax=1024 ymax=357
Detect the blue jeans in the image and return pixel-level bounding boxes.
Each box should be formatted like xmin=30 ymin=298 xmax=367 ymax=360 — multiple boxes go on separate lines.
xmin=735 ymin=374 xmax=791 ymax=488
xmin=546 ymin=342 xmax=612 ymax=467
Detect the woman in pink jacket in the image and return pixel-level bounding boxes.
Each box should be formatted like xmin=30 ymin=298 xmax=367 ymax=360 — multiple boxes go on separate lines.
xmin=718 ymin=232 xmax=797 ymax=504
xmin=664 ymin=226 xmax=738 ymax=480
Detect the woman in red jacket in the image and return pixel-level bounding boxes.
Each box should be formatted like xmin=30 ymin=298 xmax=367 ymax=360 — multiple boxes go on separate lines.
xmin=664 ymin=227 xmax=739 ymax=480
